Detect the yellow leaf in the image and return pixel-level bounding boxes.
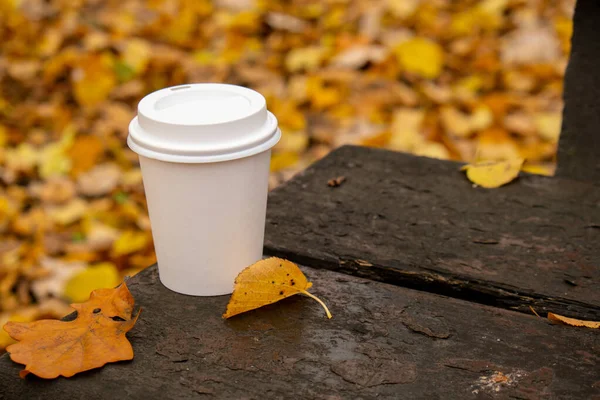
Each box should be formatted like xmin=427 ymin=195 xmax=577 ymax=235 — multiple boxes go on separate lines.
xmin=452 ymin=75 xmax=485 ymax=100
xmin=534 ymin=112 xmax=562 ymax=143
xmin=521 ymin=163 xmax=555 ymax=177
xmin=120 ymin=39 xmax=151 ymax=75
xmin=389 ymin=108 xmax=425 ymax=151
xmin=270 ymin=152 xmax=299 ymax=172
xmin=386 ymin=0 xmax=418 ymax=19
xmin=161 ymin=6 xmax=196 ymax=44
xmin=275 ymin=130 xmax=308 ymax=153
xmin=450 ymin=10 xmax=480 ymax=36
xmin=63 ymin=263 xmax=120 ymax=303
xmin=5 ymin=143 xmax=38 ymax=173
xmin=111 ymin=230 xmax=149 ymax=257
xmin=72 ymin=53 xmax=117 ymax=107
xmin=394 ymin=38 xmax=443 ymax=79
xmin=305 ymin=77 xmax=343 ymax=110
xmin=38 ymin=126 xmax=75 ymax=179
xmin=547 ymin=313 xmax=600 ymax=329
xmin=322 ymin=6 xmax=345 ymax=29
xmin=192 ymin=50 xmax=215 ymax=66
xmin=39 ymin=146 xmax=71 ymax=179
xmin=441 ymin=106 xmax=493 ymax=138
xmin=270 ymin=99 xmax=306 ymax=131
xmin=223 ymin=257 xmax=331 ymax=319
xmin=47 ymin=198 xmax=87 ymax=226
xmin=120 ymin=168 xmax=143 ymax=188
xmin=461 ymin=159 xmax=524 ymax=189
xmin=285 ymin=46 xmax=326 ymax=73
xmin=415 ymin=142 xmax=450 ymax=160
xmin=217 ymin=10 xmax=260 ymax=31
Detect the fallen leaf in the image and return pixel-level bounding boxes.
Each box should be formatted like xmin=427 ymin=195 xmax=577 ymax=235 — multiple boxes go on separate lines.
xmin=389 ymin=108 xmax=425 ymax=151
xmin=275 ymin=130 xmax=308 ymax=153
xmin=4 ymin=143 xmax=38 ymax=174
xmin=521 ymin=162 xmax=555 ymax=176
xmin=394 ymin=37 xmax=444 ymax=79
xmin=3 ymin=282 xmax=140 ymax=378
xmin=36 ymin=176 xmax=77 ymax=204
xmin=84 ymin=220 xmax=119 ymax=251
xmin=71 ymin=53 xmax=117 ymax=107
xmin=46 ymin=198 xmax=87 ymax=226
xmin=547 ymin=313 xmax=600 ymax=329
xmin=68 ymin=135 xmax=105 ymax=177
xmin=501 ymin=27 xmax=560 ymax=65
xmin=533 ymin=112 xmax=562 ymax=143
xmin=386 ymin=0 xmax=419 ymax=19
xmin=327 ymin=176 xmax=346 ymax=187
xmin=331 ymin=45 xmax=388 ymax=69
xmin=38 ymin=127 xmax=75 ymax=179
xmin=111 ymin=230 xmax=149 ymax=257
xmin=270 ymin=151 xmax=299 ymax=172
xmin=31 ymin=258 xmax=86 ymax=300
xmin=77 ymin=163 xmax=121 ymax=196
xmin=285 ymin=46 xmax=326 ymax=73
xmin=64 ymin=262 xmax=120 ymax=303
xmin=0 ymin=299 xmax=72 ymax=349
xmin=223 ymin=257 xmax=332 ymax=319
xmin=119 ymin=39 xmax=151 ymax=76
xmin=461 ymin=159 xmax=524 ymax=188
xmin=265 ymin=12 xmax=309 ymax=33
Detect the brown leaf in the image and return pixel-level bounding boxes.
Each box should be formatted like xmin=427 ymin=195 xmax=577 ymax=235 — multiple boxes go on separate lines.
xmin=3 ymin=282 xmax=140 ymax=378
xmin=327 ymin=176 xmax=346 ymax=187
xmin=35 ymin=176 xmax=77 ymax=205
xmin=77 ymin=163 xmax=121 ymax=196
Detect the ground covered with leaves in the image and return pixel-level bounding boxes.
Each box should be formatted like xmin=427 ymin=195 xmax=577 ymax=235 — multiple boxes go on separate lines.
xmin=0 ymin=0 xmax=574 ymax=351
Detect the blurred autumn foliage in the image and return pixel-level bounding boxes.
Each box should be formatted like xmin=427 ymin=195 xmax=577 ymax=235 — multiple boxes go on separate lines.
xmin=0 ymin=0 xmax=574 ymax=350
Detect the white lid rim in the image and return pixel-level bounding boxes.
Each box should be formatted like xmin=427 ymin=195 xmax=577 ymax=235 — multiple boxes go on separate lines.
xmin=127 ymin=126 xmax=281 ymax=164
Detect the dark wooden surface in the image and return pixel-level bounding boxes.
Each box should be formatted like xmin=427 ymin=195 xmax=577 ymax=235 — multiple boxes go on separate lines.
xmin=558 ymin=0 xmax=600 ymax=182
xmin=265 ymin=146 xmax=600 ymax=320
xmin=1 ymin=264 xmax=599 ymax=399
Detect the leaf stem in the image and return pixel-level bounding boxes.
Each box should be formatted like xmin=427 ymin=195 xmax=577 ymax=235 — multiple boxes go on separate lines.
xmin=299 ymin=290 xmax=332 ymax=319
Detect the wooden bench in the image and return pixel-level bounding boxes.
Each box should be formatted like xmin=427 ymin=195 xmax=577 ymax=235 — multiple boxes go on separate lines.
xmin=1 ymin=1 xmax=599 ymax=398
xmin=2 ymin=152 xmax=599 ymax=398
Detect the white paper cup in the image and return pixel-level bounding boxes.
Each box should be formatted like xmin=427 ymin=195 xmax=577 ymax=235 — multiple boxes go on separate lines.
xmin=127 ymin=84 xmax=281 ymax=296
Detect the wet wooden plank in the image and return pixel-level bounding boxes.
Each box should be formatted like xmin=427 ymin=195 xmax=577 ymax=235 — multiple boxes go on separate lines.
xmin=558 ymin=0 xmax=600 ymax=182
xmin=1 ymin=264 xmax=598 ymax=399
xmin=264 ymin=146 xmax=600 ymax=320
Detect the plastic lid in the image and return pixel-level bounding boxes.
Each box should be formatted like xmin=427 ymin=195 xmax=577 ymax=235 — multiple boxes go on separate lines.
xmin=127 ymin=84 xmax=281 ymax=163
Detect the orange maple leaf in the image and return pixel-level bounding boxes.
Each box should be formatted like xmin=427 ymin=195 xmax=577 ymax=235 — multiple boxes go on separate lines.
xmin=3 ymin=282 xmax=140 ymax=379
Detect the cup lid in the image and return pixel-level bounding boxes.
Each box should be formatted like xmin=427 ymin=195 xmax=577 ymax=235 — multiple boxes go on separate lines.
xmin=128 ymin=83 xmax=281 ymax=163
